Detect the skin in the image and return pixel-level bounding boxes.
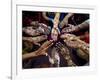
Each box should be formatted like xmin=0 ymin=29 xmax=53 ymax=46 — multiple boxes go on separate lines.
xmin=56 ymin=42 xmax=76 ymax=66
xmin=50 ymin=47 xmax=60 ymax=67
xmin=42 ymin=12 xmax=51 ymax=21
xmin=22 ymin=35 xmax=47 ymax=46
xmin=23 ymin=13 xmax=89 ymax=67
xmin=22 ymin=27 xmax=41 ymax=36
xmin=61 ymin=19 xmax=89 ymax=33
xmin=51 ymin=12 xmax=60 ymax=41
xmin=59 ymin=13 xmax=74 ymax=28
xmin=60 ymin=33 xmax=89 ymax=61
xmin=22 ymin=40 xmax=54 ymax=60
xmin=42 ymin=12 xmax=74 ymax=29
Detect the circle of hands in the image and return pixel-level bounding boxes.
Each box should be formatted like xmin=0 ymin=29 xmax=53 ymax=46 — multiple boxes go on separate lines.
xmin=22 ymin=13 xmax=89 ymax=67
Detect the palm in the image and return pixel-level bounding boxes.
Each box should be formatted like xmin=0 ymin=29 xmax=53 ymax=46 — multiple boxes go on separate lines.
xmin=23 ymin=12 xmax=89 ymax=68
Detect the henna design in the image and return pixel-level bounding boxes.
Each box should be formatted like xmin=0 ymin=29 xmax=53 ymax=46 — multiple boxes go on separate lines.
xmin=55 ymin=42 xmax=77 ymax=66
xmin=22 ymin=40 xmax=53 ymax=60
xmin=23 ymin=12 xmax=89 ymax=68
xmin=59 ymin=13 xmax=74 ymax=28
xmin=61 ymin=19 xmax=89 ymax=33
xmin=23 ymin=22 xmax=51 ymax=36
xmin=51 ymin=13 xmax=60 ymax=41
xmin=61 ymin=33 xmax=89 ymax=61
xmin=50 ymin=47 xmax=60 ymax=67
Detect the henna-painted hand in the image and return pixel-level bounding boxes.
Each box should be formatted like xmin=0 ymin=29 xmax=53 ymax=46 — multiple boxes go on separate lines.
xmin=22 ymin=27 xmax=41 ymax=36
xmin=56 ymin=42 xmax=69 ymax=55
xmin=55 ymin=42 xmax=77 ymax=66
xmin=60 ymin=33 xmax=80 ymax=48
xmin=37 ymin=40 xmax=54 ymax=56
xmin=51 ymin=27 xmax=60 ymax=41
xmin=23 ymin=35 xmax=47 ymax=46
xmin=38 ymin=23 xmax=51 ymax=35
xmin=61 ymin=24 xmax=76 ymax=33
xmin=30 ymin=21 xmax=39 ymax=29
xmin=22 ymin=40 xmax=54 ymax=60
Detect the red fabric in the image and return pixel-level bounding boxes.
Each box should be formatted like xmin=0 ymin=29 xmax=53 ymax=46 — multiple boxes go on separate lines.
xmin=84 ymin=35 xmax=89 ymax=43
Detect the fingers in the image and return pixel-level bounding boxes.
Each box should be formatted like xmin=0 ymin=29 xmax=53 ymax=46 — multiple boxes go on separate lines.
xmin=32 ymin=35 xmax=48 ymax=43
xmin=60 ymin=34 xmax=80 ymax=48
xmin=23 ymin=35 xmax=47 ymax=45
xmin=43 ymin=42 xmax=54 ymax=51
xmin=51 ymin=28 xmax=60 ymax=41
xmin=42 ymin=12 xmax=51 ymax=21
xmin=38 ymin=40 xmax=54 ymax=53
xmin=63 ymin=39 xmax=79 ymax=48
xmin=51 ymin=13 xmax=60 ymax=41
xmin=33 ymin=42 xmax=41 ymax=46
xmin=61 ymin=24 xmax=76 ymax=33
xmin=30 ymin=21 xmax=39 ymax=29
xmin=22 ymin=37 xmax=33 ymax=42
xmin=42 ymin=40 xmax=53 ymax=48
xmin=38 ymin=23 xmax=51 ymax=35
xmin=60 ymin=33 xmax=68 ymax=39
xmin=60 ymin=33 xmax=79 ymax=41
xmin=36 ymin=40 xmax=54 ymax=56
xmin=59 ymin=13 xmax=74 ymax=28
xmin=23 ymin=27 xmax=41 ymax=36
xmin=61 ymin=34 xmax=89 ymax=49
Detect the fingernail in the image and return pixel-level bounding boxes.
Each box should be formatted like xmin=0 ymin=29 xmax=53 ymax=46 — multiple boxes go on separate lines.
xmin=51 ymin=43 xmax=54 ymax=45
xmin=64 ymin=40 xmax=66 ymax=42
xmin=50 ymin=40 xmax=53 ymax=42
xmin=45 ymin=53 xmax=48 ymax=56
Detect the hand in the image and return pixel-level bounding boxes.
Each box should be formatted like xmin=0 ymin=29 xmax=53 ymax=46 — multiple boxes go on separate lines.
xmin=59 ymin=13 xmax=74 ymax=28
xmin=55 ymin=42 xmax=76 ymax=66
xmin=30 ymin=21 xmax=39 ymax=29
xmin=36 ymin=40 xmax=54 ymax=56
xmin=51 ymin=27 xmax=60 ymax=41
xmin=38 ymin=23 xmax=51 ymax=35
xmin=22 ymin=27 xmax=40 ymax=36
xmin=61 ymin=24 xmax=76 ymax=33
xmin=60 ymin=33 xmax=79 ymax=40
xmin=60 ymin=33 xmax=80 ymax=48
xmin=23 ymin=34 xmax=47 ymax=42
xmin=51 ymin=13 xmax=60 ymax=41
xmin=22 ymin=40 xmax=54 ymax=60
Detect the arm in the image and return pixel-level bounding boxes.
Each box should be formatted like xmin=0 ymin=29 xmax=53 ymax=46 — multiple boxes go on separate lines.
xmin=61 ymin=19 xmax=89 ymax=33
xmin=59 ymin=13 xmax=74 ymax=28
xmin=56 ymin=42 xmax=77 ymax=66
xmin=51 ymin=13 xmax=60 ymax=41
xmin=22 ymin=35 xmax=47 ymax=46
xmin=60 ymin=33 xmax=89 ymax=61
xmin=22 ymin=27 xmax=41 ymax=36
xmin=42 ymin=12 xmax=51 ymax=21
xmin=22 ymin=40 xmax=53 ymax=60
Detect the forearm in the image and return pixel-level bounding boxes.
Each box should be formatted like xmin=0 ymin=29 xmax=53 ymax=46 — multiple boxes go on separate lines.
xmin=61 ymin=19 xmax=89 ymax=33
xmin=61 ymin=33 xmax=89 ymax=56
xmin=76 ymin=49 xmax=89 ymax=61
xmin=56 ymin=42 xmax=76 ymax=66
xmin=53 ymin=13 xmax=60 ymax=28
xmin=42 ymin=12 xmax=50 ymax=21
xmin=51 ymin=13 xmax=60 ymax=41
xmin=22 ymin=35 xmax=47 ymax=43
xmin=77 ymin=39 xmax=89 ymax=54
xmin=32 ymin=35 xmax=47 ymax=43
xmin=22 ymin=27 xmax=41 ymax=36
xmin=22 ymin=51 xmax=38 ymax=60
xmin=60 ymin=13 xmax=74 ymax=28
xmin=75 ymin=19 xmax=89 ymax=32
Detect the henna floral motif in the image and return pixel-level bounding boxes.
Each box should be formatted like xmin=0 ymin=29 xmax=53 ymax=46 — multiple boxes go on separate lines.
xmin=61 ymin=19 xmax=89 ymax=33
xmin=60 ymin=33 xmax=89 ymax=61
xmin=22 ymin=12 xmax=89 ymax=68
